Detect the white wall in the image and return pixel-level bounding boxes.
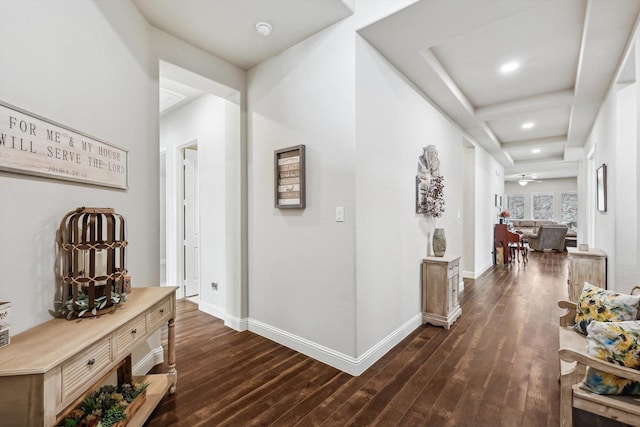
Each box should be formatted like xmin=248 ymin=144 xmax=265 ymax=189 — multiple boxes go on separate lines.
xmin=247 ymin=2 xmax=511 ymax=374
xmin=463 ymin=146 xmax=476 ymax=276
xmin=474 ymin=148 xmax=504 ymax=277
xmin=247 ymin=19 xmax=358 ymax=358
xmin=0 ymin=0 xmax=158 ymax=335
xmin=615 ymin=83 xmax=637 ymax=291
xmin=505 ymin=178 xmax=578 ymax=222
xmin=354 ymin=36 xmax=464 ymax=356
xmin=154 ymin=33 xmax=248 ymax=323
xmin=0 ymin=1 xmax=246 ymax=375
xmin=160 ymin=94 xmax=228 ymax=317
xmin=582 ymin=34 xmax=640 ymax=293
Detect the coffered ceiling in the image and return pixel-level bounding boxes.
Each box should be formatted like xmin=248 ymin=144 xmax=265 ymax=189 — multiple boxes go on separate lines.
xmin=359 ymin=0 xmax=640 ymax=182
xmin=134 ymin=0 xmax=640 ymax=183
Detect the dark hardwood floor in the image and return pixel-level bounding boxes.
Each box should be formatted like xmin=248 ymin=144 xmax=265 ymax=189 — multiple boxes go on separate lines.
xmin=146 ymin=251 xmax=572 ymax=426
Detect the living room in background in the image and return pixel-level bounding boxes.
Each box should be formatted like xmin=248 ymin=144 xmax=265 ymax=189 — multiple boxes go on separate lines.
xmin=507 ymin=194 xmax=525 ymax=220
xmin=532 ymin=192 xmax=554 ymax=220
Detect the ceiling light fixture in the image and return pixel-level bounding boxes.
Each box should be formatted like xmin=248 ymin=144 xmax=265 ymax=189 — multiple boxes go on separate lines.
xmin=518 ymin=178 xmax=528 ymax=187
xmin=531 ymin=148 xmax=541 ymax=153
xmin=256 ymin=22 xmax=272 ymax=37
xmin=522 ymin=122 xmax=535 ymax=129
xmin=500 ymin=61 xmax=520 ymax=74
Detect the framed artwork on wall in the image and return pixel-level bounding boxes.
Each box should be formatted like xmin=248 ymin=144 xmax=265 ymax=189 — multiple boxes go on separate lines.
xmin=597 ymin=164 xmax=607 ymax=212
xmin=561 ymin=192 xmax=578 ymax=226
xmin=274 ymin=145 xmax=305 ymax=209
xmin=532 ymin=192 xmax=554 ymax=220
xmin=507 ymin=194 xmax=525 ymax=219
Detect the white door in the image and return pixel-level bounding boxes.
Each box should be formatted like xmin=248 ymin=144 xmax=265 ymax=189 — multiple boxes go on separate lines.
xmin=183 ymin=147 xmax=199 ymax=298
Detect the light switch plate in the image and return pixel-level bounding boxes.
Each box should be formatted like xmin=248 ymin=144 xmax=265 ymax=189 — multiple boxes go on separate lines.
xmin=336 ymin=207 xmax=344 ymax=222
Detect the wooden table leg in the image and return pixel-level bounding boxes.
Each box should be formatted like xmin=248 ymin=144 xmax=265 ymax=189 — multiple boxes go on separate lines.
xmin=168 ymin=317 xmax=177 ymax=394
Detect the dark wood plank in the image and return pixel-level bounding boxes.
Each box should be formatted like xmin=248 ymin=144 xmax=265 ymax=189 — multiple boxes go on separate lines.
xmin=146 ymin=251 xmax=620 ymax=427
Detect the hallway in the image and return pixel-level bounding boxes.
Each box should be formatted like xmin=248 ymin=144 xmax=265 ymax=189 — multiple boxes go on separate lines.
xmin=147 ymin=251 xmax=579 ymax=426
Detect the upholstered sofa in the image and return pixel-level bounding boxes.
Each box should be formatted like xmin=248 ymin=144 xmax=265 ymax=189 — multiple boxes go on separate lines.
xmin=510 ymin=220 xmax=555 ymax=239
xmin=528 ymin=224 xmax=568 ymax=252
xmin=510 ymin=219 xmax=577 ymax=244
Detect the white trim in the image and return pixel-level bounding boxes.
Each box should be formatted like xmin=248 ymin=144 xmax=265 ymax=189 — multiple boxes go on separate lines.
xmin=198 ymin=300 xmax=226 ymax=320
xmin=225 ymin=315 xmax=248 ymax=332
xmin=248 ymin=313 xmax=421 ymax=376
xmin=463 ymin=265 xmax=491 ymax=279
xmin=198 ymin=301 xmax=248 ymax=331
xmin=133 ymin=346 xmax=164 ymax=376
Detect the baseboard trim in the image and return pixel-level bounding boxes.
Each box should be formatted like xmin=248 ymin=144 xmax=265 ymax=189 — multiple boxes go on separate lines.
xmin=463 ymin=262 xmax=493 ymax=280
xmin=248 ymin=313 xmax=421 ymax=376
xmin=225 ymin=315 xmax=249 ymax=332
xmin=133 ymin=346 xmax=164 ymax=375
xmin=198 ymin=300 xmax=226 ymax=321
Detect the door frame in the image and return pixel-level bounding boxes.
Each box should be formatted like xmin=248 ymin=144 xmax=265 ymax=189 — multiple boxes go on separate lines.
xmin=181 ymin=143 xmax=200 ymax=298
xmin=171 ymin=139 xmax=200 ymax=300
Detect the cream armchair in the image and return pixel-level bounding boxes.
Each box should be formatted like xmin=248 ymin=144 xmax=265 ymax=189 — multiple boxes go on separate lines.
xmin=528 ymin=224 xmax=568 ymax=251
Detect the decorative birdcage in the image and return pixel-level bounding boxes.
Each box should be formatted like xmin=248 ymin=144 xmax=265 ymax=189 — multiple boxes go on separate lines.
xmin=56 ymin=207 xmax=127 ymax=318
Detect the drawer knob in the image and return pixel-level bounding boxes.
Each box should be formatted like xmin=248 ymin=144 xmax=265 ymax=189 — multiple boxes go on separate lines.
xmin=87 ymin=358 xmax=95 ymax=366
xmin=160 ymin=309 xmax=164 ymax=314
xmin=131 ymin=328 xmax=137 ymax=334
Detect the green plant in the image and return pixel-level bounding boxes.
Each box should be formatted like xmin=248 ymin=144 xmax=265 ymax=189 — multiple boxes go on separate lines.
xmin=57 ymin=291 xmax=126 ymax=319
xmin=60 ymin=382 xmax=146 ymax=427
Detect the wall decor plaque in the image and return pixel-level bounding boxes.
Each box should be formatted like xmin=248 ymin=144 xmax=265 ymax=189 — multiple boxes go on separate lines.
xmin=274 ymin=144 xmax=306 ymax=209
xmin=0 ymin=101 xmax=128 ymax=189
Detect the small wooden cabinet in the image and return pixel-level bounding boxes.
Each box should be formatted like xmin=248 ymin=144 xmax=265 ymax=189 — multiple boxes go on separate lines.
xmin=0 ymin=286 xmax=177 ymax=426
xmin=422 ymin=255 xmax=462 ymax=329
xmin=567 ymin=247 xmax=607 ymax=302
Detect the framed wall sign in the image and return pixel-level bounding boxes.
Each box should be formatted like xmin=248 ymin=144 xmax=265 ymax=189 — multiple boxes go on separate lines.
xmin=597 ymin=163 xmax=607 ymax=212
xmin=0 ymin=101 xmax=128 ymax=189
xmin=274 ymin=144 xmax=305 ymax=209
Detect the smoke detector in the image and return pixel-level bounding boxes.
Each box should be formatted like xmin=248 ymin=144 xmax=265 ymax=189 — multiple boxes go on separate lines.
xmin=256 ymin=22 xmax=272 ymax=37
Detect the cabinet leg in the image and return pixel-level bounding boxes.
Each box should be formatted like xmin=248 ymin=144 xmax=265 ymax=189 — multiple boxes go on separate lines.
xmin=168 ymin=318 xmax=177 ymax=394
xmin=117 ymin=355 xmax=133 ymax=386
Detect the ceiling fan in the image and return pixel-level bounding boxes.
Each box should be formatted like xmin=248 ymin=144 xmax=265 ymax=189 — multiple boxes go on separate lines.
xmin=518 ymin=174 xmax=542 ymax=187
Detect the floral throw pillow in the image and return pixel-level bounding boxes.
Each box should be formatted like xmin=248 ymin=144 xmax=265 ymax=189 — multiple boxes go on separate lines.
xmin=574 ymin=282 xmax=640 ymax=335
xmin=582 ymin=320 xmax=640 ymax=394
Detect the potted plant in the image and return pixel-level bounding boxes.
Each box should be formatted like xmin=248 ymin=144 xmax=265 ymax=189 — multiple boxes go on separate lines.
xmin=60 ymin=382 xmax=147 ymax=427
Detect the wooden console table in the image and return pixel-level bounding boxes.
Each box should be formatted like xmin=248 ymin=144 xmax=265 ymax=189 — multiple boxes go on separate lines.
xmin=422 ymin=255 xmax=462 ymax=329
xmin=0 ymin=286 xmax=177 ymax=426
xmin=567 ymin=247 xmax=607 ymax=302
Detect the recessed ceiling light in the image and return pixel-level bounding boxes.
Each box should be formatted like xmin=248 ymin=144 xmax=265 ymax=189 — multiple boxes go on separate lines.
xmin=522 ymin=122 xmax=535 ymax=129
xmin=500 ymin=61 xmax=520 ymax=74
xmin=256 ymin=22 xmax=272 ymax=37
xmin=532 ymin=148 xmax=541 ymax=153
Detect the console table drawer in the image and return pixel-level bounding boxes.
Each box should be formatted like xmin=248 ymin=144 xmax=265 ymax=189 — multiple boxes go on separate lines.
xmin=116 ymin=314 xmax=147 ymax=356
xmin=448 ymin=262 xmax=459 ymax=278
xmin=62 ymin=338 xmax=111 ymax=399
xmin=148 ymin=297 xmax=172 ymax=332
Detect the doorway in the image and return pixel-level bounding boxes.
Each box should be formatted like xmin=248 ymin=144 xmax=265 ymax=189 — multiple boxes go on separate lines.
xmin=158 ymin=60 xmax=245 ymax=326
xmin=182 ymin=144 xmax=199 ymax=299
